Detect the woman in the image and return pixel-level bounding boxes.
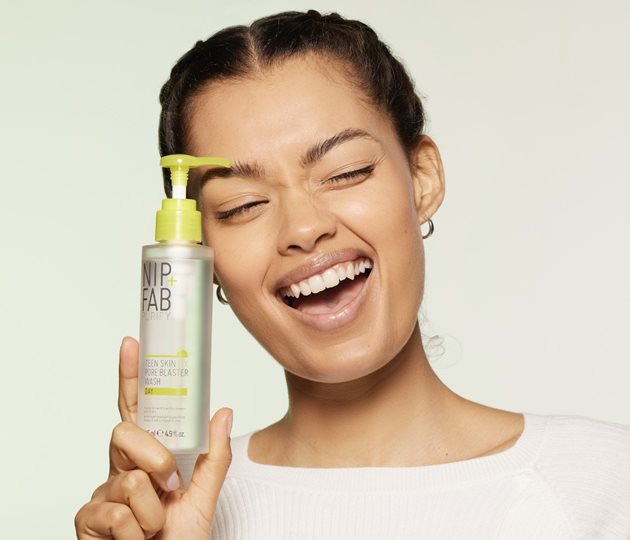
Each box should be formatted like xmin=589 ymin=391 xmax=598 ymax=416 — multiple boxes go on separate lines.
xmin=75 ymin=10 xmax=630 ymax=539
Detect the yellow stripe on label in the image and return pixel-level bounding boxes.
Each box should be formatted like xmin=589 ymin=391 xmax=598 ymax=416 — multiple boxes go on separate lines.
xmin=144 ymin=387 xmax=188 ymax=396
xmin=145 ymin=349 xmax=188 ymax=359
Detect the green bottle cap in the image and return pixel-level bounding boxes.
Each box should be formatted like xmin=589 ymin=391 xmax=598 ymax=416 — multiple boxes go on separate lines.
xmin=156 ymin=154 xmax=231 ymax=243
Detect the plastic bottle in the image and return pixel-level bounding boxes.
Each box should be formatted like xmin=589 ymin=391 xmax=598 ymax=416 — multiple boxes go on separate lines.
xmin=137 ymin=154 xmax=231 ymax=458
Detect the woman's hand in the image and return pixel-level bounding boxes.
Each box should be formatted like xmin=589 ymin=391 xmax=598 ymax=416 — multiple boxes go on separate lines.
xmin=75 ymin=337 xmax=233 ymax=539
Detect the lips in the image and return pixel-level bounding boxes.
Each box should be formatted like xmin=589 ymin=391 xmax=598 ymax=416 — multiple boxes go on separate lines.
xmin=273 ymin=250 xmax=374 ymax=331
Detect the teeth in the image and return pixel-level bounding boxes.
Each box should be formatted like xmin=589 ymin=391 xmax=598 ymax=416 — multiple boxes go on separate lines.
xmin=299 ymin=281 xmax=312 ymax=296
xmin=346 ymin=262 xmax=355 ymax=280
xmin=280 ymin=258 xmax=372 ymax=299
xmin=308 ymin=274 xmax=326 ymax=294
xmin=322 ymin=268 xmax=340 ymax=288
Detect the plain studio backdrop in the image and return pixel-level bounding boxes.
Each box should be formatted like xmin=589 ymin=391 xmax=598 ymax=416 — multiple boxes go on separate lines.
xmin=1 ymin=0 xmax=628 ymax=537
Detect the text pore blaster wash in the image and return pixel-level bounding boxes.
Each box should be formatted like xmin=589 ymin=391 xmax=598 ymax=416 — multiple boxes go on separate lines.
xmin=138 ymin=154 xmax=231 ymax=462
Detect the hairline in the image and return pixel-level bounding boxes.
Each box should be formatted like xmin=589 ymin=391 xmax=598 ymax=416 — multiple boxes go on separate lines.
xmin=181 ymin=51 xmax=406 ymax=156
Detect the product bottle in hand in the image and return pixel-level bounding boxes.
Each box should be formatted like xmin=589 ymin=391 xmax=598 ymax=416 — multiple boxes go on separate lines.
xmin=138 ymin=154 xmax=231 ymax=459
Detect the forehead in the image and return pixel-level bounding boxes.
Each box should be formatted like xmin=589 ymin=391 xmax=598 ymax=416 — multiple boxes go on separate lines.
xmin=186 ymin=55 xmax=396 ymax=160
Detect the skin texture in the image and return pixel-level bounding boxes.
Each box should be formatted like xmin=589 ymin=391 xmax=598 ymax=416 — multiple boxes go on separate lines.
xmin=187 ymin=54 xmax=524 ymax=468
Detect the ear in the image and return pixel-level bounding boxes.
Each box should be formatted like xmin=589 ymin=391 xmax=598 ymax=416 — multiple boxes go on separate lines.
xmin=409 ymin=135 xmax=446 ymax=224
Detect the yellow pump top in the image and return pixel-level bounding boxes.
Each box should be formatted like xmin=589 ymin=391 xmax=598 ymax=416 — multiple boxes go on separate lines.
xmin=156 ymin=154 xmax=231 ymax=243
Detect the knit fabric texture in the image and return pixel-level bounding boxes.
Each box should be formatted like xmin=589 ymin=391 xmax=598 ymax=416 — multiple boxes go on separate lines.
xmin=176 ymin=412 xmax=630 ymax=539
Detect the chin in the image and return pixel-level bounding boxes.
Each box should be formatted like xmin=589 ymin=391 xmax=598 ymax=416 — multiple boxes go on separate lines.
xmin=277 ymin=323 xmax=412 ymax=385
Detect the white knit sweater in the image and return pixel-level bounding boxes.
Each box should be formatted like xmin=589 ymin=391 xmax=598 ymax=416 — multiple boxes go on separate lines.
xmin=194 ymin=413 xmax=630 ymax=539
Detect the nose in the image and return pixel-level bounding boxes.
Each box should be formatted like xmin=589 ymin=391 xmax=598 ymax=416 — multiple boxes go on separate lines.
xmin=276 ymin=191 xmax=337 ymax=254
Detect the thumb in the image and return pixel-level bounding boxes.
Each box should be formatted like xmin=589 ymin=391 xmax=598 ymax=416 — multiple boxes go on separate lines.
xmin=185 ymin=407 xmax=233 ymax=522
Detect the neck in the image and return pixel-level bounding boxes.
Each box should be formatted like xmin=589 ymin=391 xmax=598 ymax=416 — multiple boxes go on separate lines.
xmin=274 ymin=322 xmax=480 ymax=467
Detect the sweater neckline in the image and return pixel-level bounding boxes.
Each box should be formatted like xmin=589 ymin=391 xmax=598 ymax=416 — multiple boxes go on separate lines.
xmin=227 ymin=412 xmax=549 ymax=490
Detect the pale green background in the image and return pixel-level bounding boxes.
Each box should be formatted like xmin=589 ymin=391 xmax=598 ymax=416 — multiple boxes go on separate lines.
xmin=1 ymin=0 xmax=628 ymax=537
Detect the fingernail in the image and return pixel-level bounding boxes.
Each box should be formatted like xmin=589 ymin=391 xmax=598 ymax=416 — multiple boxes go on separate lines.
xmin=166 ymin=470 xmax=180 ymax=491
xmin=225 ymin=411 xmax=233 ymax=438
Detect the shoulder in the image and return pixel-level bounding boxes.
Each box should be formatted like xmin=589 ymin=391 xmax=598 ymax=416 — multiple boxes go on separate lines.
xmin=532 ymin=414 xmax=630 ymax=538
xmin=536 ymin=413 xmax=630 ymax=467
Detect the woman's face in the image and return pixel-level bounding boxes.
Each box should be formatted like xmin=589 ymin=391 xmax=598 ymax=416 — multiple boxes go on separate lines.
xmin=187 ymin=55 xmax=439 ymax=384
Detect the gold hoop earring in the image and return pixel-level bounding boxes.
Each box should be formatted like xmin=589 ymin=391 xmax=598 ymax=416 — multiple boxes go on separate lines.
xmin=216 ymin=285 xmax=229 ymax=305
xmin=421 ymin=216 xmax=434 ymax=239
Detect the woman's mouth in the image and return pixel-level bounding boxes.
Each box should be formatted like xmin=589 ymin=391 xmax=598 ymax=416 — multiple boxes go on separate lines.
xmin=277 ymin=257 xmax=373 ymax=323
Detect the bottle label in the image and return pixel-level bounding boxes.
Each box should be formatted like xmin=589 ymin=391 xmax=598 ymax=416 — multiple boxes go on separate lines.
xmin=138 ymin=257 xmax=212 ymax=452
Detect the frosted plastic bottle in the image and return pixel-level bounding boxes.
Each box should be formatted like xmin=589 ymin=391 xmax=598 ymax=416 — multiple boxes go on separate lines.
xmin=137 ymin=154 xmax=230 ymax=457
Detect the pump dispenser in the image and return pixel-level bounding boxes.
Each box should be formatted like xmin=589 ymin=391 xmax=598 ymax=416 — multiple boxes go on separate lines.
xmin=138 ymin=154 xmax=231 ymax=464
xmin=156 ymin=154 xmax=231 ymax=242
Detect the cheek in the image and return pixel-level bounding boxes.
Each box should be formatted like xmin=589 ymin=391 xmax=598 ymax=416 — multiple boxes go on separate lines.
xmin=202 ymin=220 xmax=270 ymax=293
xmin=343 ymin=174 xmax=424 ymax=307
xmin=332 ymin=173 xmax=420 ymax=248
xmin=206 ymin=223 xmax=278 ymax=336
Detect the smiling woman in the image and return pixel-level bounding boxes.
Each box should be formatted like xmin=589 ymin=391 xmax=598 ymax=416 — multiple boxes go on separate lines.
xmin=74 ymin=9 xmax=630 ymax=540
xmin=183 ymin=52 xmax=435 ymax=380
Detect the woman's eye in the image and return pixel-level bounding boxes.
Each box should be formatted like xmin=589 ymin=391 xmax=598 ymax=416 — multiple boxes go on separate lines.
xmin=326 ymin=164 xmax=375 ymax=184
xmin=215 ymin=201 xmax=266 ymax=221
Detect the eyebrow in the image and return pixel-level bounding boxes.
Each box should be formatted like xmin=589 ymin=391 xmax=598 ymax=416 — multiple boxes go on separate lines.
xmin=195 ymin=128 xmax=378 ymax=188
xmin=301 ymin=128 xmax=377 ymax=166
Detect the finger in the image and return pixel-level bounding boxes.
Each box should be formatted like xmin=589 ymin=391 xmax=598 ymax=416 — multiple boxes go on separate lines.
xmin=118 ymin=336 xmax=139 ymax=423
xmin=91 ymin=469 xmax=165 ymax=536
xmin=109 ymin=421 xmax=180 ymax=493
xmin=185 ymin=408 xmax=233 ymax=523
xmin=75 ymin=501 xmax=144 ymax=540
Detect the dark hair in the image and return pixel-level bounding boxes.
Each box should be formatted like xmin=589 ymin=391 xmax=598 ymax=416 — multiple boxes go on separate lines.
xmin=158 ymin=9 xmax=426 ymax=198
